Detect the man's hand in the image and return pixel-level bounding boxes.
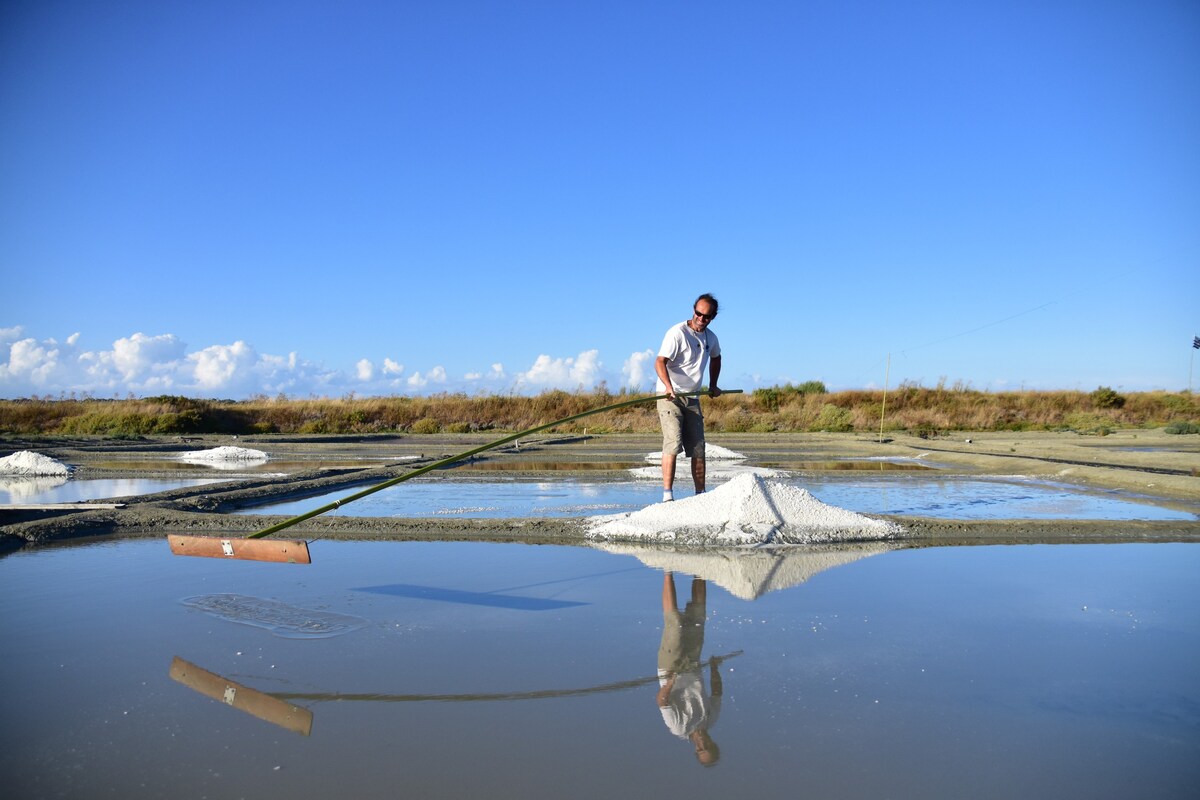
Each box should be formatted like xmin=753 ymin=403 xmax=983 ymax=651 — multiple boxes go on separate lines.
xmin=709 ymin=386 xmax=722 ymax=398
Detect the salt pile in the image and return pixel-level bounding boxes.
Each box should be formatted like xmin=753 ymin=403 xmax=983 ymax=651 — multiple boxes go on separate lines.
xmin=180 ymin=446 xmax=269 ymax=463
xmin=586 ymin=473 xmax=903 ymax=545
xmin=180 ymin=446 xmax=269 ymax=472
xmin=0 ymin=451 xmax=70 ymax=476
xmin=643 ymin=444 xmax=747 ymax=461
xmin=632 ymin=445 xmax=780 ymax=480
xmin=594 ymin=542 xmax=895 ymax=600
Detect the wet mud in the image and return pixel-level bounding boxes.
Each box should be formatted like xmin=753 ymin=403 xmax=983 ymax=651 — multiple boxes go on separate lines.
xmin=2 ymin=430 xmax=1198 ymax=550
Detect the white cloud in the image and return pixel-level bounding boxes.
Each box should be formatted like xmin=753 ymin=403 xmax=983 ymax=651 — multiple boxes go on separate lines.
xmin=4 ymin=338 xmax=60 ymax=387
xmin=406 ymin=365 xmax=447 ymax=389
xmin=189 ymin=341 xmax=257 ymax=391
xmin=112 ymin=332 xmax=186 ymax=380
xmin=622 ymin=349 xmax=655 ymax=389
xmin=515 ymin=350 xmax=602 ymax=389
xmin=466 ymin=363 xmax=506 ymax=383
xmin=0 ymin=327 xmax=622 ymax=399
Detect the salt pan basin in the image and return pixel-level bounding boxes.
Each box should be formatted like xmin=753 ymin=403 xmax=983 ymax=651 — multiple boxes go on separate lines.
xmin=586 ymin=473 xmax=902 ymax=545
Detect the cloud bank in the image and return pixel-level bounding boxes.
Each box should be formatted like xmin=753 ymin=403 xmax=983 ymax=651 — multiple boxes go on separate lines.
xmin=0 ymin=326 xmax=660 ymax=399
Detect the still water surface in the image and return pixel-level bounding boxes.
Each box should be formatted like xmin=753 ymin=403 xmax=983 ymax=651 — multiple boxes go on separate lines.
xmin=236 ymin=475 xmax=1196 ymax=521
xmin=1 ymin=539 xmax=1196 ymax=799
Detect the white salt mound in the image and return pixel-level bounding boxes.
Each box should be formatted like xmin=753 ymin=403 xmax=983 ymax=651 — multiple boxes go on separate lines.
xmin=586 ymin=473 xmax=902 ymax=545
xmin=180 ymin=446 xmax=269 ymax=462
xmin=644 ymin=444 xmax=746 ymax=462
xmin=629 ymin=463 xmax=782 ymax=480
xmin=0 ymin=450 xmax=70 ymax=476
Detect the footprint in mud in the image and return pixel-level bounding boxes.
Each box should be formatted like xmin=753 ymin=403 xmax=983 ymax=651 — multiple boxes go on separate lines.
xmin=181 ymin=594 xmax=367 ymax=639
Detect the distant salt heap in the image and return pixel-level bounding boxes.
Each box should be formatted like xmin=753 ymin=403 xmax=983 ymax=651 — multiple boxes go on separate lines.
xmin=586 ymin=473 xmax=902 ymax=545
xmin=643 ymin=444 xmax=747 ymax=462
xmin=180 ymin=446 xmax=269 ymax=463
xmin=632 ymin=444 xmax=781 ymax=480
xmin=0 ymin=450 xmax=70 ymax=476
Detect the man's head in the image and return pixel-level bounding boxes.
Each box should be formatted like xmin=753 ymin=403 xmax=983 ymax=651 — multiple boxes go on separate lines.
xmin=691 ymin=293 xmax=718 ymax=332
xmin=692 ymin=729 xmax=721 ymax=767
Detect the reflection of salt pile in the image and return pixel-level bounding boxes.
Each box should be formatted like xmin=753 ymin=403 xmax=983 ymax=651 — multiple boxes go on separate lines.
xmin=586 ymin=473 xmax=902 ymax=545
xmin=0 ymin=451 xmax=70 ymax=476
xmin=632 ymin=444 xmax=781 ymax=480
xmin=595 ymin=542 xmax=895 ymax=600
xmin=180 ymin=446 xmax=269 ymax=465
xmin=0 ymin=475 xmax=69 ymax=499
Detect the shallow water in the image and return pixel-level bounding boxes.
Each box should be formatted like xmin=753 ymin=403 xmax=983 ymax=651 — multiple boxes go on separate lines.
xmin=0 ymin=476 xmax=227 ymax=504
xmin=90 ymin=457 xmax=412 ymax=474
xmin=760 ymin=459 xmax=935 ymax=470
xmin=236 ymin=475 xmax=1197 ymax=521
xmin=1 ymin=539 xmax=1196 ymax=799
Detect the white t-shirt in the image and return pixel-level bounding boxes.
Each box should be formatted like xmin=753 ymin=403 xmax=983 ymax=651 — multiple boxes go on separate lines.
xmin=656 ymin=321 xmax=721 ymax=394
xmin=657 ymin=670 xmax=722 ymax=738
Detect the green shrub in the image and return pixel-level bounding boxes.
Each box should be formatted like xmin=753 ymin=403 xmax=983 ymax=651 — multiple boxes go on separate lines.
xmin=446 ymin=422 xmax=472 ymax=433
xmin=1164 ymin=421 xmax=1200 ymax=434
xmin=814 ymin=404 xmax=853 ymax=432
xmin=1091 ymin=386 xmax=1125 ymax=409
xmin=410 ymin=417 xmax=441 ymax=434
xmin=1065 ymin=412 xmax=1112 ymax=436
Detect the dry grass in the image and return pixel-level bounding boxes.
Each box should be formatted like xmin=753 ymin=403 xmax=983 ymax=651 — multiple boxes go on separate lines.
xmin=1 ymin=386 xmax=1197 ymax=437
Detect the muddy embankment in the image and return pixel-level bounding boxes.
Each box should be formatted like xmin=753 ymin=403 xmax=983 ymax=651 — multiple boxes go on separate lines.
xmin=2 ymin=430 xmax=1198 ymax=552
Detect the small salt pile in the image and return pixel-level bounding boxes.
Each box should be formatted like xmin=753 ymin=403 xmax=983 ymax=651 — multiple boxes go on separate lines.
xmin=632 ymin=444 xmax=780 ymax=480
xmin=0 ymin=451 xmax=70 ymax=476
xmin=179 ymin=446 xmax=269 ymax=462
xmin=586 ymin=473 xmax=902 ymax=545
xmin=643 ymin=444 xmax=747 ymax=462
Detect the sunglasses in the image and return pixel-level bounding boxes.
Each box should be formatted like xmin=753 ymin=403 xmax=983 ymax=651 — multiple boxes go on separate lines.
xmin=693 ymin=308 xmax=715 ymax=321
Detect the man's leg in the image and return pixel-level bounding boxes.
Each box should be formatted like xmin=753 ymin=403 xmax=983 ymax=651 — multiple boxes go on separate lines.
xmin=658 ymin=400 xmax=684 ymax=501
xmin=683 ymin=404 xmax=707 ymax=494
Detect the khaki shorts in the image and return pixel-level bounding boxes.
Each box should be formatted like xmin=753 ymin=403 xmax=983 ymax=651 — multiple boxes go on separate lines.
xmin=658 ymin=398 xmax=706 ymax=459
xmin=658 ymin=602 xmax=707 ymax=673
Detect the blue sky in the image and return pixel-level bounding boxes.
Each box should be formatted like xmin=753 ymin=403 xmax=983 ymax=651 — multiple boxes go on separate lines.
xmin=2 ymin=0 xmax=1198 ymax=399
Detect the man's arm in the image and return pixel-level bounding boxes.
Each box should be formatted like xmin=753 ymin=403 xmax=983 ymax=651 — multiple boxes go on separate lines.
xmin=708 ymin=355 xmax=722 ymax=398
xmin=655 ymin=356 xmax=676 ymax=400
xmin=657 ymin=674 xmax=676 ymax=707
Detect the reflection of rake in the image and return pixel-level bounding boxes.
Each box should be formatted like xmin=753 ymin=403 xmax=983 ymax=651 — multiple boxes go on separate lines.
xmin=169 ymin=651 xmax=744 ymax=733
xmin=168 ymin=390 xmax=740 ymax=564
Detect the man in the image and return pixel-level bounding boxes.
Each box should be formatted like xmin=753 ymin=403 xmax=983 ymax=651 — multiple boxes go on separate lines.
xmin=654 ymin=293 xmax=722 ymax=502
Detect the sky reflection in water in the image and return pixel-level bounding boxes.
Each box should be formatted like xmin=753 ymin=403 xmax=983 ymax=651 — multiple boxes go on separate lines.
xmin=1 ymin=539 xmax=1197 ymax=799
xmin=235 ymin=475 xmax=1196 ymax=521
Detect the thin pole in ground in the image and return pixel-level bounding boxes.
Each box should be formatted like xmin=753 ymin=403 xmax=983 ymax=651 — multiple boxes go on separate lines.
xmin=879 ymin=353 xmax=891 ymax=443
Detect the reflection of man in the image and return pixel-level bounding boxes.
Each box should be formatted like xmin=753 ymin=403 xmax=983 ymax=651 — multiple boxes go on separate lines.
xmin=655 ymin=293 xmax=722 ymax=502
xmin=656 ymin=572 xmax=723 ymax=767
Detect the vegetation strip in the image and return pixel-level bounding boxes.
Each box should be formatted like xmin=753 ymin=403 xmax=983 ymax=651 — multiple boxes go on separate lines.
xmin=3 ymin=385 xmax=1196 ymax=436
